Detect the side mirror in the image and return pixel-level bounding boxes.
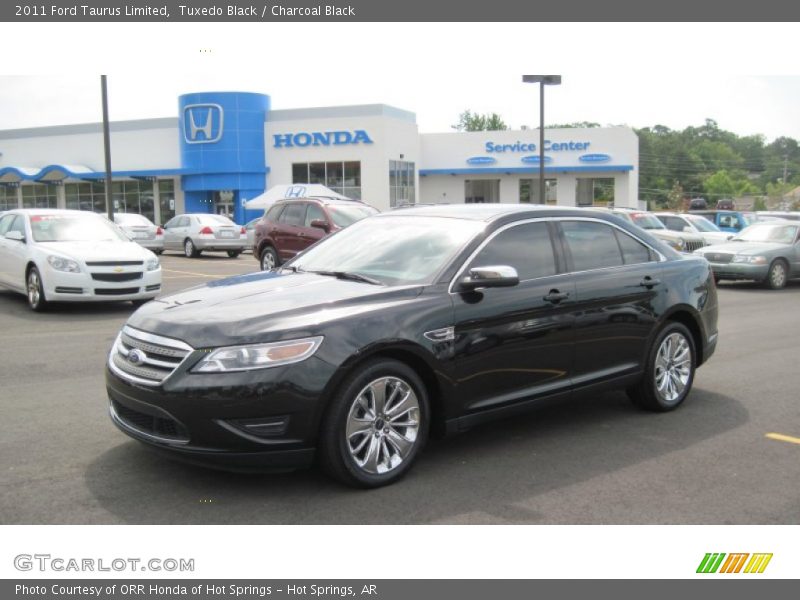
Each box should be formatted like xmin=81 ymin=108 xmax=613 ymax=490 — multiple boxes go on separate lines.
xmin=310 ymin=219 xmax=330 ymax=232
xmin=5 ymin=230 xmax=25 ymax=243
xmin=458 ymin=265 xmax=519 ymax=292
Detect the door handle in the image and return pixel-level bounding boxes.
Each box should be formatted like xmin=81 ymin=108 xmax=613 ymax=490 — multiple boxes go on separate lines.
xmin=543 ymin=290 xmax=570 ymax=303
xmin=639 ymin=277 xmax=661 ymax=288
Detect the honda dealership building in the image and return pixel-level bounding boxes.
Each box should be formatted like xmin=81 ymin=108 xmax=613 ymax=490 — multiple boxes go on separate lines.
xmin=0 ymin=91 xmax=639 ymax=224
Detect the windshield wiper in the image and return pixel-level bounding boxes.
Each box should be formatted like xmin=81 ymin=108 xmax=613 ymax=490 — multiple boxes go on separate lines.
xmin=310 ymin=270 xmax=384 ymax=286
xmin=281 ymin=265 xmax=305 ymax=273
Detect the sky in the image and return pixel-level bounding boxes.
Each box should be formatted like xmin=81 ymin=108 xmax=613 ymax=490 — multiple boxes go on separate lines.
xmin=0 ymin=23 xmax=799 ymax=142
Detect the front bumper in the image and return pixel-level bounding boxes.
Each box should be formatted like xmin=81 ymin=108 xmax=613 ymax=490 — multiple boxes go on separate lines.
xmin=43 ymin=265 xmax=162 ymax=302
xmin=105 ymin=354 xmax=335 ymax=471
xmin=708 ymin=262 xmax=769 ymax=282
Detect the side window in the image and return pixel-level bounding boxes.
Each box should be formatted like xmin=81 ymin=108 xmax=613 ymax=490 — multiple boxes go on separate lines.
xmin=663 ymin=217 xmax=684 ymax=232
xmin=305 ymin=204 xmax=326 ymax=227
xmin=561 ymin=221 xmax=623 ymax=271
xmin=468 ymin=222 xmax=556 ymax=281
xmin=266 ymin=204 xmax=284 ymax=222
xmin=164 ymin=217 xmax=178 ymax=229
xmin=614 ymin=230 xmax=654 ymax=265
xmin=719 ymin=215 xmax=736 ymax=229
xmin=176 ymin=216 xmax=190 ymax=228
xmin=279 ymin=203 xmax=307 ymax=226
xmin=9 ymin=216 xmax=26 ymax=235
xmin=0 ymin=214 xmax=16 ymax=235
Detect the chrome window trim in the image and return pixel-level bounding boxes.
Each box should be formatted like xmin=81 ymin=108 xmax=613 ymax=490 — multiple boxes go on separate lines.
xmin=448 ymin=216 xmax=667 ymax=295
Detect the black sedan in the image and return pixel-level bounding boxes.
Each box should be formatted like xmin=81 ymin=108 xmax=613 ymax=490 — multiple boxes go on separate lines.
xmin=106 ymin=205 xmax=719 ymax=487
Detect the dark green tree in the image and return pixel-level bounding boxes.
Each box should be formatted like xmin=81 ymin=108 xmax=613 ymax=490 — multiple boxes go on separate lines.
xmin=452 ymin=110 xmax=508 ymax=132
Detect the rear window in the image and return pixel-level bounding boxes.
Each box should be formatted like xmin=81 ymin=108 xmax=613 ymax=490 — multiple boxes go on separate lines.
xmin=196 ymin=215 xmax=236 ymax=226
xmin=115 ymin=213 xmax=152 ymax=226
xmin=328 ymin=204 xmax=377 ymax=228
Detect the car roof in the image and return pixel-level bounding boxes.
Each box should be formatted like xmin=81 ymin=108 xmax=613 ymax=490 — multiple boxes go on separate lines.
xmin=275 ymin=196 xmax=366 ymax=206
xmin=375 ymin=203 xmax=619 ymax=222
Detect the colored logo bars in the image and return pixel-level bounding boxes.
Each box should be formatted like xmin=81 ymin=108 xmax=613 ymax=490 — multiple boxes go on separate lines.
xmin=696 ymin=553 xmax=773 ymax=574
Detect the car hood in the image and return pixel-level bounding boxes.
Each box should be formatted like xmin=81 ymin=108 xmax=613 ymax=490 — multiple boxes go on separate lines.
xmin=127 ymin=271 xmax=425 ymax=348
xmin=648 ymin=229 xmax=704 ymax=242
xmin=37 ymin=240 xmax=154 ymax=261
xmin=696 ymin=241 xmax=788 ymax=256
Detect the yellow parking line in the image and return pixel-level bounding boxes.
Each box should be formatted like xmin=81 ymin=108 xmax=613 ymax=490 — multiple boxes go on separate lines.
xmin=161 ymin=268 xmax=219 ymax=278
xmin=765 ymin=433 xmax=800 ymax=446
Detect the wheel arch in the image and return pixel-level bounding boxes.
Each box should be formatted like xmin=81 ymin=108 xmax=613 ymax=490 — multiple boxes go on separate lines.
xmin=660 ymin=305 xmax=706 ymax=367
xmin=314 ymin=342 xmax=448 ymax=439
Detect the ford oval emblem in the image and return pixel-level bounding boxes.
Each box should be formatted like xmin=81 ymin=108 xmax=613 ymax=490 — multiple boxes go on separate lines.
xmin=466 ymin=156 xmax=496 ymax=165
xmin=128 ymin=348 xmax=146 ymax=365
xmin=579 ymin=153 xmax=612 ymax=163
xmin=521 ymin=155 xmax=553 ymax=164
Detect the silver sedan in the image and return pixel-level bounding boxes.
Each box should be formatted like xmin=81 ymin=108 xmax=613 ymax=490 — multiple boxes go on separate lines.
xmin=162 ymin=214 xmax=247 ymax=258
xmin=113 ymin=213 xmax=164 ymax=254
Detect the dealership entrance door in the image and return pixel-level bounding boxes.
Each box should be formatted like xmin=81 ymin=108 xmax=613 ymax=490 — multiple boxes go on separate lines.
xmin=213 ymin=191 xmax=235 ymax=218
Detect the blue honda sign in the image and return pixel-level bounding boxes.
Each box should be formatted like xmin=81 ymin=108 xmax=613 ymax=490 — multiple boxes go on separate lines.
xmin=273 ymin=130 xmax=373 ymax=148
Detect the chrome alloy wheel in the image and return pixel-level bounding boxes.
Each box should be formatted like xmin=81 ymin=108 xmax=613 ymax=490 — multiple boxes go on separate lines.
xmin=261 ymin=250 xmax=276 ymax=270
xmin=345 ymin=376 xmax=421 ymax=475
xmin=27 ymin=269 xmax=41 ymax=307
xmin=770 ymin=262 xmax=787 ymax=288
xmin=654 ymin=332 xmax=692 ymax=403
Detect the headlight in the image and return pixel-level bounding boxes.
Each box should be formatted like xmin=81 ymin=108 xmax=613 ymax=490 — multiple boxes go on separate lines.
xmin=146 ymin=257 xmax=160 ymax=271
xmin=192 ymin=336 xmax=324 ymax=373
xmin=732 ymin=255 xmax=767 ymax=264
xmin=47 ymin=255 xmax=80 ymax=273
xmin=667 ymin=238 xmax=685 ymax=251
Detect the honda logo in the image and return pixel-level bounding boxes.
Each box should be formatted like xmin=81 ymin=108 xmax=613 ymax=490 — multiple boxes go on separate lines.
xmin=285 ymin=186 xmax=307 ymax=198
xmin=183 ymin=103 xmax=224 ymax=144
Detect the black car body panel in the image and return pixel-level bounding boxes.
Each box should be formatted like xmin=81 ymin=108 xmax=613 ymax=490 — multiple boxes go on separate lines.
xmin=107 ymin=205 xmax=718 ymax=474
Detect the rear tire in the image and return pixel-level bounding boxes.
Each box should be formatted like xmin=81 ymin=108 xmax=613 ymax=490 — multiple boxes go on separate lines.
xmin=319 ymin=359 xmax=430 ymax=488
xmin=260 ymin=246 xmax=279 ymax=271
xmin=227 ymin=250 xmax=242 ymax=258
xmin=627 ymin=321 xmax=696 ymax=412
xmin=26 ymin=266 xmax=48 ymax=312
xmin=765 ymin=259 xmax=788 ymax=290
xmin=184 ymin=238 xmax=200 ymax=258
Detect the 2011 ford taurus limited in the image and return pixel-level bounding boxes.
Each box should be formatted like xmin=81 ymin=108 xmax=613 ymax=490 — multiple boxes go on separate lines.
xmin=106 ymin=205 xmax=718 ymax=488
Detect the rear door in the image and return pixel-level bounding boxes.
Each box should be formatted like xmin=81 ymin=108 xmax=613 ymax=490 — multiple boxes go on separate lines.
xmin=451 ymin=220 xmax=575 ymax=414
xmin=0 ymin=215 xmax=29 ymax=290
xmin=0 ymin=213 xmax=20 ymax=287
xmin=557 ymin=219 xmax=664 ymax=385
xmin=163 ymin=216 xmax=187 ymax=250
xmin=274 ymin=202 xmax=307 ymax=260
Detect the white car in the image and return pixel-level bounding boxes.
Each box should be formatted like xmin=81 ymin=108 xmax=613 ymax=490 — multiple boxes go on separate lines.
xmin=655 ymin=212 xmax=733 ymax=245
xmin=0 ymin=209 xmax=162 ymax=311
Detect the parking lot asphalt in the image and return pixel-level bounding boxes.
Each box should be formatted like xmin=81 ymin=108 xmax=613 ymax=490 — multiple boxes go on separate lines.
xmin=1 ymin=252 xmax=799 ymax=524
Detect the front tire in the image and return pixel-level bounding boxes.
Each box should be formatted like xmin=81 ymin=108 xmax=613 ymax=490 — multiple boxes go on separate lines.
xmin=227 ymin=250 xmax=242 ymax=258
xmin=27 ymin=266 xmax=48 ymax=312
xmin=628 ymin=322 xmax=696 ymax=412
xmin=765 ymin=259 xmax=788 ymax=290
xmin=319 ymin=359 xmax=430 ymax=488
xmin=184 ymin=238 xmax=200 ymax=258
xmin=260 ymin=246 xmax=279 ymax=271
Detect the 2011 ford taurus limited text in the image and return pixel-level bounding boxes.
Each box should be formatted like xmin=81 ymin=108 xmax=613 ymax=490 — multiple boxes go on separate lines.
xmin=106 ymin=205 xmax=718 ymax=488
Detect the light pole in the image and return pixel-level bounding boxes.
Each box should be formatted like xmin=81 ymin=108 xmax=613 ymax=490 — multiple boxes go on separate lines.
xmin=100 ymin=75 xmax=114 ymax=221
xmin=522 ymin=75 xmax=561 ymax=204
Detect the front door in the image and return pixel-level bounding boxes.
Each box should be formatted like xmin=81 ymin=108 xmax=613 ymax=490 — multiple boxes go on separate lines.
xmin=451 ymin=221 xmax=575 ymax=414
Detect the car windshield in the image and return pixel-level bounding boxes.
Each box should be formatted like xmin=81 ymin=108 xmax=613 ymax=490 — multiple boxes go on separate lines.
xmin=686 ymin=216 xmax=721 ymax=232
xmin=327 ymin=205 xmax=378 ymax=228
xmin=734 ymin=223 xmax=798 ymax=244
xmin=742 ymin=213 xmax=756 ymax=226
xmin=31 ymin=214 xmax=129 ymax=243
xmin=291 ymin=216 xmax=483 ymax=286
xmin=115 ymin=213 xmax=152 ymax=226
xmin=630 ymin=213 xmax=666 ymax=230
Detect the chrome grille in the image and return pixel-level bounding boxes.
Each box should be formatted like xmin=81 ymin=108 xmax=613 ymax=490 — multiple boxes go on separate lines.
xmin=109 ymin=326 xmax=193 ymax=386
xmin=705 ymin=252 xmax=734 ymax=264
xmin=684 ymin=240 xmax=705 ymax=253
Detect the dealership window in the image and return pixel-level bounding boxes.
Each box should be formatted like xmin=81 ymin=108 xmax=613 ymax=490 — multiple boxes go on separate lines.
xmin=292 ymin=161 xmax=362 ymax=200
xmin=465 ymin=180 xmax=500 ymax=203
xmin=576 ymin=178 xmax=615 ymax=207
xmin=158 ymin=179 xmax=176 ymax=224
xmin=520 ymin=179 xmax=557 ymax=204
xmin=0 ymin=186 xmax=18 ymax=210
xmin=21 ymin=184 xmax=58 ymax=209
xmin=389 ymin=160 xmax=416 ymax=208
xmin=65 ymin=181 xmax=156 ymax=222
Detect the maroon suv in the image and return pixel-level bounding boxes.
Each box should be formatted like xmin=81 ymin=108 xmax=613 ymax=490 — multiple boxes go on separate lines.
xmin=253 ymin=197 xmax=378 ymax=270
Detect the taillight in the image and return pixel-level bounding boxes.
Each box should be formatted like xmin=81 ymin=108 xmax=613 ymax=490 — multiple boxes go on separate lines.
xmin=240 ymin=226 xmax=246 ymax=234
xmin=199 ymin=226 xmax=214 ymax=235
xmin=156 ymin=227 xmax=163 ymax=235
